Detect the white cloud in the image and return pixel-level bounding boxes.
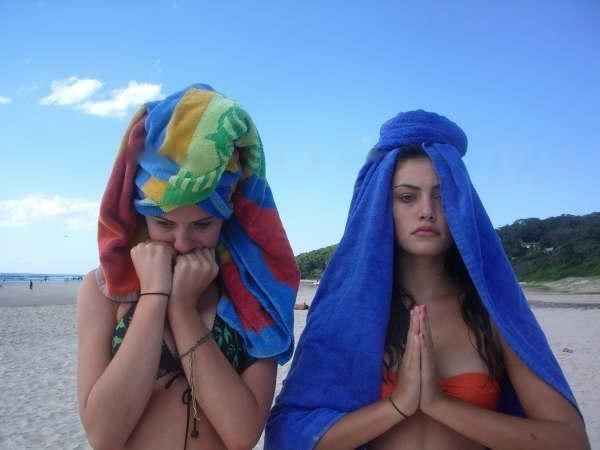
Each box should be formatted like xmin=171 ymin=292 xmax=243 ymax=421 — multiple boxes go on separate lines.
xmin=0 ymin=96 xmax=12 ymax=104
xmin=40 ymin=77 xmax=103 ymax=106
xmin=40 ymin=78 xmax=163 ymax=119
xmin=0 ymin=194 xmax=98 ymax=229
xmin=79 ymin=81 xmax=163 ymax=118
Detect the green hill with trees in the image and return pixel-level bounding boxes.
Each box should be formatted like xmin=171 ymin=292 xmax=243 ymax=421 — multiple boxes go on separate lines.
xmin=296 ymin=244 xmax=337 ymax=280
xmin=296 ymin=212 xmax=600 ymax=281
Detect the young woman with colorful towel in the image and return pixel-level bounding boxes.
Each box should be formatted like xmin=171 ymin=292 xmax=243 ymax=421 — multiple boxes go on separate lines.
xmin=265 ymin=111 xmax=589 ymax=449
xmin=77 ymin=84 xmax=299 ymax=450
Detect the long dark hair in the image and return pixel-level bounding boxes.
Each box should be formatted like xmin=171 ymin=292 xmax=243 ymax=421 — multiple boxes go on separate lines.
xmin=384 ymin=146 xmax=504 ymax=381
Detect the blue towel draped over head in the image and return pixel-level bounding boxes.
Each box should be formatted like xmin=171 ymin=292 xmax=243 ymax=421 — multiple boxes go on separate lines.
xmin=265 ymin=110 xmax=578 ymax=449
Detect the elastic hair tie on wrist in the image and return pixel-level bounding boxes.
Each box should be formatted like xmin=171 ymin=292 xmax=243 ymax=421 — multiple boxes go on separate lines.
xmin=138 ymin=292 xmax=170 ymax=298
xmin=388 ymin=397 xmax=409 ymax=419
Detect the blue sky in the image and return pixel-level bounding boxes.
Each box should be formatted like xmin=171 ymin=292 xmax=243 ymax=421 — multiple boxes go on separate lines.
xmin=0 ymin=0 xmax=599 ymax=274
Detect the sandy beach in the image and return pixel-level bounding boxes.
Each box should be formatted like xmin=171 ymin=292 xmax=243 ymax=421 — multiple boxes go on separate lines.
xmin=1 ymin=280 xmax=599 ymax=449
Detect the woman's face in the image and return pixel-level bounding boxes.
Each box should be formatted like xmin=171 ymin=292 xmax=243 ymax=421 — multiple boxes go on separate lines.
xmin=145 ymin=205 xmax=223 ymax=254
xmin=392 ymin=157 xmax=453 ymax=257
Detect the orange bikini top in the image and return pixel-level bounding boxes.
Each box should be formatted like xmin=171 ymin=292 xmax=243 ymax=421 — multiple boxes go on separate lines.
xmin=381 ymin=369 xmax=500 ymax=411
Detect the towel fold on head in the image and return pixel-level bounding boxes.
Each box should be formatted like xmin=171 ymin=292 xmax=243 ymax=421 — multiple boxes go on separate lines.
xmin=265 ymin=110 xmax=578 ymax=449
xmin=97 ymin=84 xmax=299 ymax=363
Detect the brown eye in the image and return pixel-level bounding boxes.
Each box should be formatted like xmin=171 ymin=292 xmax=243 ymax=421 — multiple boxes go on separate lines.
xmin=192 ymin=221 xmax=212 ymax=230
xmin=154 ymin=219 xmax=174 ymax=228
xmin=397 ymin=194 xmax=414 ymax=203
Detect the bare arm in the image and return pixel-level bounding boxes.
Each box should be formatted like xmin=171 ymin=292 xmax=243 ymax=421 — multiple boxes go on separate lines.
xmin=77 ymin=242 xmax=175 ymax=450
xmin=76 ymin=274 xmax=168 ymax=450
xmin=419 ymin=309 xmax=590 ymax=450
xmin=315 ymin=306 xmax=423 ymax=450
xmin=170 ymin=310 xmax=276 ymax=450
xmin=313 ymin=399 xmax=409 ymax=450
xmin=168 ymin=248 xmax=277 ymax=450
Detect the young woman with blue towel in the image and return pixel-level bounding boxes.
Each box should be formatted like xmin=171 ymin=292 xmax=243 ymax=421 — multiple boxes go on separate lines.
xmin=266 ymin=110 xmax=589 ymax=449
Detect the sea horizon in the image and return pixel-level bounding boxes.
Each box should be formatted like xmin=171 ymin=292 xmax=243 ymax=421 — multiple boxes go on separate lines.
xmin=0 ymin=272 xmax=84 ymax=284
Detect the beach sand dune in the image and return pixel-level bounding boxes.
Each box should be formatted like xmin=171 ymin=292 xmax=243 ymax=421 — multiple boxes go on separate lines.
xmin=0 ymin=281 xmax=598 ymax=449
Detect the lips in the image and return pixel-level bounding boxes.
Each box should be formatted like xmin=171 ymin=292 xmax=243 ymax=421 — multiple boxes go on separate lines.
xmin=412 ymin=226 xmax=440 ymax=236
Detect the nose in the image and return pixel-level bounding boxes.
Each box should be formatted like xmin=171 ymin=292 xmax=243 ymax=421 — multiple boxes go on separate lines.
xmin=172 ymin=229 xmax=196 ymax=254
xmin=419 ymin=197 xmax=435 ymax=222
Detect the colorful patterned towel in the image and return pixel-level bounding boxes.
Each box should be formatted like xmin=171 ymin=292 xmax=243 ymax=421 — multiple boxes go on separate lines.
xmin=97 ymin=84 xmax=299 ymax=363
xmin=265 ymin=110 xmax=578 ymax=448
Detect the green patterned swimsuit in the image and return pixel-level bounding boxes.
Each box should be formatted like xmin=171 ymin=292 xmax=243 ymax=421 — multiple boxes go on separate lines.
xmin=111 ymin=303 xmax=259 ymax=446
xmin=111 ymin=303 xmax=258 ymax=377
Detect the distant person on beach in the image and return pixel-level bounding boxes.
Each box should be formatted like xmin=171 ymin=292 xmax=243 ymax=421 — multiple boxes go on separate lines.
xmin=266 ymin=111 xmax=589 ymax=449
xmin=77 ymin=84 xmax=299 ymax=450
xmin=29 ymin=280 xmax=33 ymax=290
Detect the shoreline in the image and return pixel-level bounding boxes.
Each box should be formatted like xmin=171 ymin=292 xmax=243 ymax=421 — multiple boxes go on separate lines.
xmin=3 ymin=279 xmax=600 ymax=309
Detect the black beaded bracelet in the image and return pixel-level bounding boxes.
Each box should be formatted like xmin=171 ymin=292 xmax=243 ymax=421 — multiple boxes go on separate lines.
xmin=179 ymin=331 xmax=213 ymax=359
xmin=138 ymin=292 xmax=170 ymax=298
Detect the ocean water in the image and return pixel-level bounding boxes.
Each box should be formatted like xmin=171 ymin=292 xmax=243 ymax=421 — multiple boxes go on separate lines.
xmin=0 ymin=272 xmax=83 ymax=285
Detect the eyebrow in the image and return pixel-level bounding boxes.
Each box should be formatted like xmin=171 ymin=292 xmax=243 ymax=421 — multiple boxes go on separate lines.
xmin=154 ymin=217 xmax=213 ymax=224
xmin=393 ymin=183 xmax=440 ymax=190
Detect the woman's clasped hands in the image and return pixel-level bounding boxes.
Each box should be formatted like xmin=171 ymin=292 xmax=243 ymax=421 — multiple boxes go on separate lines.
xmin=130 ymin=241 xmax=219 ymax=311
xmin=390 ymin=304 xmax=446 ymax=419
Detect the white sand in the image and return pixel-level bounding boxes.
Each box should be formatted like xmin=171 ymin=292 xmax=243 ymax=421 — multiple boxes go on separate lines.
xmin=0 ymin=303 xmax=89 ymax=450
xmin=532 ymin=308 xmax=600 ymax=447
xmin=0 ymin=281 xmax=598 ymax=449
xmin=0 ymin=281 xmax=81 ymax=307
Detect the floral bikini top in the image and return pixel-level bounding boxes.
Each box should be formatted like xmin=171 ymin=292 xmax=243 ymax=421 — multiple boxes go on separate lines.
xmin=108 ymin=292 xmax=260 ymax=448
xmin=111 ymin=303 xmax=258 ymax=377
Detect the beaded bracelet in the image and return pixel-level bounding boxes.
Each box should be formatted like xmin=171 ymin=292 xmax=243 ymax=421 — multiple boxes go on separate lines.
xmin=180 ymin=330 xmax=214 ymax=422
xmin=179 ymin=330 xmax=213 ymax=359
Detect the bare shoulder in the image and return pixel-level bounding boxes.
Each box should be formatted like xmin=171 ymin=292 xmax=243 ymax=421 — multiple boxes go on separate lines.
xmin=77 ymin=270 xmax=103 ymax=304
xmin=77 ymin=270 xmax=114 ymax=320
xmin=76 ymin=270 xmax=116 ymax=358
xmin=499 ymin=332 xmax=583 ymax=425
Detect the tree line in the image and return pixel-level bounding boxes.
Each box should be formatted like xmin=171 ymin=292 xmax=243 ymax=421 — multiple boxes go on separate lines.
xmin=296 ymin=212 xmax=600 ymax=281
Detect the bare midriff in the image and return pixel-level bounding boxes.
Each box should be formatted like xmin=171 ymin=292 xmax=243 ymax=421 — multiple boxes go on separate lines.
xmin=369 ymin=412 xmax=486 ymax=450
xmin=122 ymin=375 xmax=226 ymax=450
